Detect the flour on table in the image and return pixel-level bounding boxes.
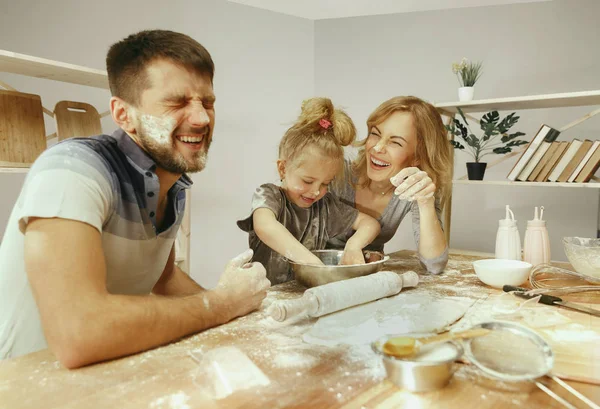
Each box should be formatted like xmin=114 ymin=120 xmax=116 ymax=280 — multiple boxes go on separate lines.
xmin=191 ymin=346 xmax=270 ymax=400
xmin=302 ymin=292 xmax=474 ymax=346
xmin=273 ymin=351 xmax=318 ymax=368
xmin=542 ymin=323 xmax=600 ymax=343
xmin=450 ymin=294 xmax=571 ymax=332
xmin=149 ymin=391 xmax=190 ymax=409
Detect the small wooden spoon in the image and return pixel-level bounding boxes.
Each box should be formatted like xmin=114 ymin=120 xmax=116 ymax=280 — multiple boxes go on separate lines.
xmin=383 ymin=328 xmax=491 ymax=358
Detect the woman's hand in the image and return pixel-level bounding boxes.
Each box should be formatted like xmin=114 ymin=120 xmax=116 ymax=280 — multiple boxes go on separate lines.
xmin=390 ymin=167 xmax=435 ymax=205
xmin=340 ymin=246 xmax=366 ymax=265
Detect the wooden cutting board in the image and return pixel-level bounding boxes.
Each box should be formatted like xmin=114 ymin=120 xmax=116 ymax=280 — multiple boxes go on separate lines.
xmin=54 ymin=100 xmax=102 ymax=140
xmin=536 ymin=304 xmax=600 ymax=384
xmin=0 ymin=89 xmax=46 ymax=164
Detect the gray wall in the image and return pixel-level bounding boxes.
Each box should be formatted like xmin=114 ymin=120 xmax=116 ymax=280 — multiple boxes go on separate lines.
xmin=0 ymin=0 xmax=314 ymax=288
xmin=314 ymin=0 xmax=600 ymax=261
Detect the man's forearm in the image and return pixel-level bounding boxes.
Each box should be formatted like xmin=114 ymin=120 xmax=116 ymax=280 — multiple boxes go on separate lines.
xmin=153 ymin=264 xmax=205 ymax=296
xmin=53 ymin=289 xmax=229 ymax=368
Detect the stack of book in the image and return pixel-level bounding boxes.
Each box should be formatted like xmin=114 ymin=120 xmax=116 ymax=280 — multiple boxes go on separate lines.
xmin=507 ymin=124 xmax=600 ymax=183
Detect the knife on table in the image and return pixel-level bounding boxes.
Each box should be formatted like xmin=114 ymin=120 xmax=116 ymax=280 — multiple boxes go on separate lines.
xmin=503 ymin=285 xmax=600 ymax=318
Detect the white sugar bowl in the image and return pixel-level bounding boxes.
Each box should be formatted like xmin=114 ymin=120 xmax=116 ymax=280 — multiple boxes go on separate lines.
xmin=472 ymin=259 xmax=532 ymax=288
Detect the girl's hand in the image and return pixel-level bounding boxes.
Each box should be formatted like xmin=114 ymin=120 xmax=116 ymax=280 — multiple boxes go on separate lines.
xmin=291 ymin=251 xmax=324 ymax=266
xmin=390 ymin=167 xmax=435 ymax=205
xmin=340 ymin=247 xmax=366 ymax=265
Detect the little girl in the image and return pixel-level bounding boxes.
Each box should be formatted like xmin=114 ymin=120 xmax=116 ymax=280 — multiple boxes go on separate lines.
xmin=237 ymin=98 xmax=381 ymax=284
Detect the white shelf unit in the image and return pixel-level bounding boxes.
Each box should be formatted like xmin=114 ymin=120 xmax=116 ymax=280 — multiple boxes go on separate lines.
xmin=0 ymin=49 xmax=108 ymax=89
xmin=436 ymin=90 xmax=600 ymax=114
xmin=453 ymin=180 xmax=600 ymax=188
xmin=0 ymin=50 xmax=192 ymax=272
xmin=0 ymin=167 xmax=29 ymax=174
xmin=436 ymin=90 xmax=600 ymax=243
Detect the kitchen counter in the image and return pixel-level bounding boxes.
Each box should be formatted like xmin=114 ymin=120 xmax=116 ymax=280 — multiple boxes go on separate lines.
xmin=1 ymin=250 xmax=598 ymax=408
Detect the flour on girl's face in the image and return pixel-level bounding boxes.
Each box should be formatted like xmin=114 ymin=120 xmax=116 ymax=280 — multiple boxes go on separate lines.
xmin=280 ymin=152 xmax=340 ymax=208
xmin=139 ymin=113 xmax=177 ymax=145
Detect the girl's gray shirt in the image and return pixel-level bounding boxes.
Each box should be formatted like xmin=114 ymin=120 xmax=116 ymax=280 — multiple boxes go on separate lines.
xmin=326 ymin=160 xmax=448 ymax=274
xmin=237 ymin=183 xmax=359 ymax=284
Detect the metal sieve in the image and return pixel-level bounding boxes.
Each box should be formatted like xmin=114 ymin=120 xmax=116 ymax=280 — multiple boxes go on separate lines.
xmin=464 ymin=321 xmax=599 ymax=409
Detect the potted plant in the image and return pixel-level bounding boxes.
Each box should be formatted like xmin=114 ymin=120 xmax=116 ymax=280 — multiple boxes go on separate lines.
xmin=447 ymin=107 xmax=528 ymax=180
xmin=452 ymin=58 xmax=483 ymax=101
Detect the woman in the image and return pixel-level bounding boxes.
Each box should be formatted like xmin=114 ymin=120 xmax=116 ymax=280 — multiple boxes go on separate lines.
xmin=327 ymin=96 xmax=452 ymax=274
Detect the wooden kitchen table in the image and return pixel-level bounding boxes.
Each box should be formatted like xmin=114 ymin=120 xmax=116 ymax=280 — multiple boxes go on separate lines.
xmin=1 ymin=250 xmax=599 ymax=409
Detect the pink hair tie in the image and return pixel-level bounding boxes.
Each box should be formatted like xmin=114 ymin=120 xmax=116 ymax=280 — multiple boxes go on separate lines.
xmin=319 ymin=118 xmax=332 ymax=129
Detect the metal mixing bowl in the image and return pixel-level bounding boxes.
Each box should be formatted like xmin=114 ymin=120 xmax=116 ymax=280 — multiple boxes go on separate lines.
xmin=563 ymin=237 xmax=600 ymax=279
xmin=372 ymin=334 xmax=463 ymax=392
xmin=289 ymin=250 xmax=389 ymax=287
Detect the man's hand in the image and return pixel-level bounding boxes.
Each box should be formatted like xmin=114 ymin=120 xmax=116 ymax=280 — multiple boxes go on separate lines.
xmin=214 ymin=249 xmax=271 ymax=320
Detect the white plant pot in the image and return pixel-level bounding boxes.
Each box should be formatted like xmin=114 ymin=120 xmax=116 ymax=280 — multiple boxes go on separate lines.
xmin=458 ymin=86 xmax=475 ymax=102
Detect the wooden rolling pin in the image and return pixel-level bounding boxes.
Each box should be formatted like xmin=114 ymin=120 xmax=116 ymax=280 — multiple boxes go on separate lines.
xmin=267 ymin=271 xmax=419 ymax=322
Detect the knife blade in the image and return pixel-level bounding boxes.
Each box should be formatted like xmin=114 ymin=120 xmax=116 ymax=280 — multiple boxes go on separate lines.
xmin=503 ymin=285 xmax=600 ymax=318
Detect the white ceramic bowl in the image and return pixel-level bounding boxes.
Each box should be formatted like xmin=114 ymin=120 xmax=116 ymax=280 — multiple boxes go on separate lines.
xmin=472 ymin=259 xmax=532 ymax=288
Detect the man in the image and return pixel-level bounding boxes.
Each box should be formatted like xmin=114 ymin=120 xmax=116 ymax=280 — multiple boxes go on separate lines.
xmin=0 ymin=30 xmax=270 ymax=368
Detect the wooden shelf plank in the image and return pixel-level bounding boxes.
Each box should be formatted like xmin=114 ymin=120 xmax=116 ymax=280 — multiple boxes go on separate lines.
xmin=0 ymin=49 xmax=108 ymax=89
xmin=0 ymin=167 xmax=29 ymax=174
xmin=453 ymin=180 xmax=600 ymax=188
xmin=436 ymin=90 xmax=600 ymax=113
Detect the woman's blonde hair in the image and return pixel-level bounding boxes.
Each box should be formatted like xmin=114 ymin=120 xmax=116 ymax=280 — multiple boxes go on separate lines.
xmin=353 ymin=96 xmax=452 ymax=205
xmin=279 ymin=97 xmax=356 ymax=173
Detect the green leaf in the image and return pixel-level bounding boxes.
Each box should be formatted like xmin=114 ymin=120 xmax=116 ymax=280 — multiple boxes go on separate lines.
xmin=447 ymin=121 xmax=462 ymax=137
xmin=466 ymin=133 xmax=480 ymax=148
xmin=445 ymin=124 xmax=460 ymax=137
xmin=450 ymin=140 xmax=465 ymax=149
xmin=455 ymin=121 xmax=469 ymax=141
xmin=501 ymin=131 xmax=526 ymax=143
xmin=461 ymin=61 xmax=483 ymax=86
xmin=456 ymin=107 xmax=470 ymax=129
xmin=506 ymin=140 xmax=529 ymax=147
xmin=482 ymin=129 xmax=500 ymax=142
xmin=480 ymin=111 xmax=499 ymax=127
xmin=480 ymin=111 xmax=500 ymax=141
xmin=497 ymin=112 xmax=520 ymax=133
xmin=493 ymin=147 xmax=512 ymax=154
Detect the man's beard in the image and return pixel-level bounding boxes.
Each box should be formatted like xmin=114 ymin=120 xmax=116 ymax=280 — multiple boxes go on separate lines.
xmin=137 ymin=115 xmax=211 ymax=174
xmin=139 ymin=135 xmax=209 ymax=174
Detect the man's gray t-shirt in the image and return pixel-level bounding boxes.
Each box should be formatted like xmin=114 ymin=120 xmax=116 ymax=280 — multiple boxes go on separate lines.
xmin=237 ymin=183 xmax=359 ymax=284
xmin=0 ymin=130 xmax=190 ymax=359
xmin=327 ymin=160 xmax=448 ymax=274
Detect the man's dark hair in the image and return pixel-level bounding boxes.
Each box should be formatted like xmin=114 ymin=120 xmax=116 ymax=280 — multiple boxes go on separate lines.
xmin=106 ymin=30 xmax=214 ymax=105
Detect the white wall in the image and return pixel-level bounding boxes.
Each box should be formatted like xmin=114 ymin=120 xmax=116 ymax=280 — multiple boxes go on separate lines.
xmin=0 ymin=0 xmax=314 ymax=288
xmin=314 ymin=0 xmax=600 ymax=261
